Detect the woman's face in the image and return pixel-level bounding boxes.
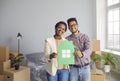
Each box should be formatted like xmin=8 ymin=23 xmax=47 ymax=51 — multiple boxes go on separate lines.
xmin=55 ymin=24 xmax=66 ymax=36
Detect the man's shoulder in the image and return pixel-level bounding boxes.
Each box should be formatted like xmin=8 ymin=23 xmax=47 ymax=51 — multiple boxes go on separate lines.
xmin=79 ymin=33 xmax=89 ymax=37
xmin=79 ymin=32 xmax=85 ymax=35
xmin=66 ymin=34 xmax=72 ymax=39
xmin=79 ymin=33 xmax=91 ymax=41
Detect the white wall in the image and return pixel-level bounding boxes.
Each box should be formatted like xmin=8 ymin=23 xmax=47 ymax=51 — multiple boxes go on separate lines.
xmin=0 ymin=0 xmax=96 ymax=54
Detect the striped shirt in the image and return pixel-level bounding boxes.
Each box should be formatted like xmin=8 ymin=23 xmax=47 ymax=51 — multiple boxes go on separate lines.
xmin=66 ymin=32 xmax=92 ymax=66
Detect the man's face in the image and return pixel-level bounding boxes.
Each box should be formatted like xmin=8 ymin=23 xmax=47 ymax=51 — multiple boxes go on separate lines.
xmin=68 ymin=21 xmax=78 ymax=33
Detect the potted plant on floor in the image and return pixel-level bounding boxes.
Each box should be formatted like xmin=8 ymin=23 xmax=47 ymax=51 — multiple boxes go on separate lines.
xmin=11 ymin=53 xmax=24 ymax=70
xmin=91 ymin=53 xmax=102 ymax=69
xmin=102 ymin=52 xmax=120 ymax=72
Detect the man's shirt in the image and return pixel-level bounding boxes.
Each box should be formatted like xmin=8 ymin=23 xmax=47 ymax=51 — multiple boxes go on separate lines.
xmin=66 ymin=32 xmax=92 ymax=66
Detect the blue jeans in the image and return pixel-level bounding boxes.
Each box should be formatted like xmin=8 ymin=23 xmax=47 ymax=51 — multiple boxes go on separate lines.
xmin=69 ymin=64 xmax=91 ymax=81
xmin=47 ymin=69 xmax=69 ymax=81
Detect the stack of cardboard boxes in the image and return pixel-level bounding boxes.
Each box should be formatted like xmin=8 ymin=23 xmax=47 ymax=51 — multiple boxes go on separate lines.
xmin=4 ymin=66 xmax=30 ymax=81
xmin=0 ymin=46 xmax=30 ymax=81
xmin=91 ymin=69 xmax=105 ymax=81
xmin=91 ymin=39 xmax=101 ymax=69
xmin=0 ymin=46 xmax=10 ymax=81
xmin=91 ymin=40 xmax=105 ymax=81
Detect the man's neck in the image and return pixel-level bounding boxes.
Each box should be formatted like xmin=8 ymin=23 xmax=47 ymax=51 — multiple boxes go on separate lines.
xmin=72 ymin=31 xmax=79 ymax=36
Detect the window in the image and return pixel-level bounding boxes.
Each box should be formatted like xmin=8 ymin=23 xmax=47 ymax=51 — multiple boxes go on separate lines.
xmin=62 ymin=50 xmax=71 ymax=58
xmin=107 ymin=0 xmax=120 ymax=51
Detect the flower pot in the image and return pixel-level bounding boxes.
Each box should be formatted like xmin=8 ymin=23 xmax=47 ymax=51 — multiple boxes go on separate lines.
xmin=95 ymin=61 xmax=101 ymax=69
xmin=14 ymin=64 xmax=20 ymax=70
xmin=104 ymin=65 xmax=110 ymax=72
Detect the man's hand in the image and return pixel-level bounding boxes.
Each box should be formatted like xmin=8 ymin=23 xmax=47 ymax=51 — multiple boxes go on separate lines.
xmin=74 ymin=50 xmax=83 ymax=58
xmin=50 ymin=52 xmax=58 ymax=59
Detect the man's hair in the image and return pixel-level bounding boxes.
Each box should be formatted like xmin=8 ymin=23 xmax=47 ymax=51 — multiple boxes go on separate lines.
xmin=67 ymin=17 xmax=78 ymax=26
xmin=55 ymin=21 xmax=67 ymax=31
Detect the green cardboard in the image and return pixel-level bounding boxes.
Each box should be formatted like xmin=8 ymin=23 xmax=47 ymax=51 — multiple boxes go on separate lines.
xmin=57 ymin=40 xmax=75 ymax=64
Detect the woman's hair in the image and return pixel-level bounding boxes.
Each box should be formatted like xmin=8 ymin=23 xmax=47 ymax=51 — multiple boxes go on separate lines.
xmin=55 ymin=21 xmax=67 ymax=31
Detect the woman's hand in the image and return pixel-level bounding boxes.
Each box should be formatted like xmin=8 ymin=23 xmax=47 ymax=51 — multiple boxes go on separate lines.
xmin=50 ymin=52 xmax=58 ymax=59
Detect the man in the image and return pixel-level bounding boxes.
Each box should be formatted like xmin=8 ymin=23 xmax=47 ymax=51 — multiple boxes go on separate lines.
xmin=66 ymin=17 xmax=92 ymax=81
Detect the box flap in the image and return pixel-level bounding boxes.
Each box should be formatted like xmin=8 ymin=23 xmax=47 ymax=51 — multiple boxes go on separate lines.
xmin=91 ymin=69 xmax=103 ymax=75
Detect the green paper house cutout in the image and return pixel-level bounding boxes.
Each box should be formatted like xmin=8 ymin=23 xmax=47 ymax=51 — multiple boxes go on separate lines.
xmin=57 ymin=40 xmax=75 ymax=64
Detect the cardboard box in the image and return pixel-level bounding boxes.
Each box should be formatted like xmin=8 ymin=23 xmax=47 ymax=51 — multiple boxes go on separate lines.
xmin=92 ymin=40 xmax=100 ymax=51
xmin=91 ymin=69 xmax=105 ymax=81
xmin=0 ymin=60 xmax=11 ymax=75
xmin=0 ymin=75 xmax=4 ymax=81
xmin=0 ymin=46 xmax=9 ymax=62
xmin=4 ymin=66 xmax=30 ymax=81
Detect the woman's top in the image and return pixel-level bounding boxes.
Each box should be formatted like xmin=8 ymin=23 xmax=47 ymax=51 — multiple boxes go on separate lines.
xmin=44 ymin=36 xmax=69 ymax=76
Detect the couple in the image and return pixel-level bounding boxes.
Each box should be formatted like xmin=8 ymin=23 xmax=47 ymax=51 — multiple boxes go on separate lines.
xmin=44 ymin=17 xmax=92 ymax=81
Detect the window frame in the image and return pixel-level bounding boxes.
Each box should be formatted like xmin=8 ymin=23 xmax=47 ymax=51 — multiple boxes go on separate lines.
xmin=106 ymin=0 xmax=120 ymax=52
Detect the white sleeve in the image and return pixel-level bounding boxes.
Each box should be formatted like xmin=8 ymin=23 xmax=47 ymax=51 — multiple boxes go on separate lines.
xmin=44 ymin=39 xmax=51 ymax=61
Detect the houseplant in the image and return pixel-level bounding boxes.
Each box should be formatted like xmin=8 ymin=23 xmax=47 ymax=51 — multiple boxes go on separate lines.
xmin=102 ymin=52 xmax=120 ymax=72
xmin=91 ymin=53 xmax=102 ymax=69
xmin=11 ymin=53 xmax=24 ymax=70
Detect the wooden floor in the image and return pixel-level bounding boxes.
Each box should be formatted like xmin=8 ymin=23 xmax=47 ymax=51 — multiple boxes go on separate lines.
xmin=106 ymin=70 xmax=120 ymax=81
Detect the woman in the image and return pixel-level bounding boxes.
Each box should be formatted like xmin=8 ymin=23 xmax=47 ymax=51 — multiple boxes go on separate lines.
xmin=44 ymin=21 xmax=69 ymax=81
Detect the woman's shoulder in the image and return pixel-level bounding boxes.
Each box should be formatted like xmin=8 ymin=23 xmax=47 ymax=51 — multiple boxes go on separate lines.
xmin=45 ymin=37 xmax=54 ymax=42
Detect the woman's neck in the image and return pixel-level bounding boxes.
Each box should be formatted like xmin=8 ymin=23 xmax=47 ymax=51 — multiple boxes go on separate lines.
xmin=54 ymin=35 xmax=62 ymax=40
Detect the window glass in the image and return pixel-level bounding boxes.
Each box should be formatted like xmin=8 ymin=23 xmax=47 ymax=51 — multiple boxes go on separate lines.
xmin=114 ymin=35 xmax=119 ymax=49
xmin=107 ymin=0 xmax=120 ymax=51
xmin=108 ymin=0 xmax=113 ymax=6
xmin=107 ymin=35 xmax=114 ymax=48
xmin=108 ymin=10 xmax=113 ymax=22
xmin=108 ymin=22 xmax=114 ymax=34
xmin=113 ymin=0 xmax=119 ymax=4
xmin=108 ymin=0 xmax=119 ymax=6
xmin=113 ymin=8 xmax=119 ymax=21
xmin=114 ymin=21 xmax=119 ymax=34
